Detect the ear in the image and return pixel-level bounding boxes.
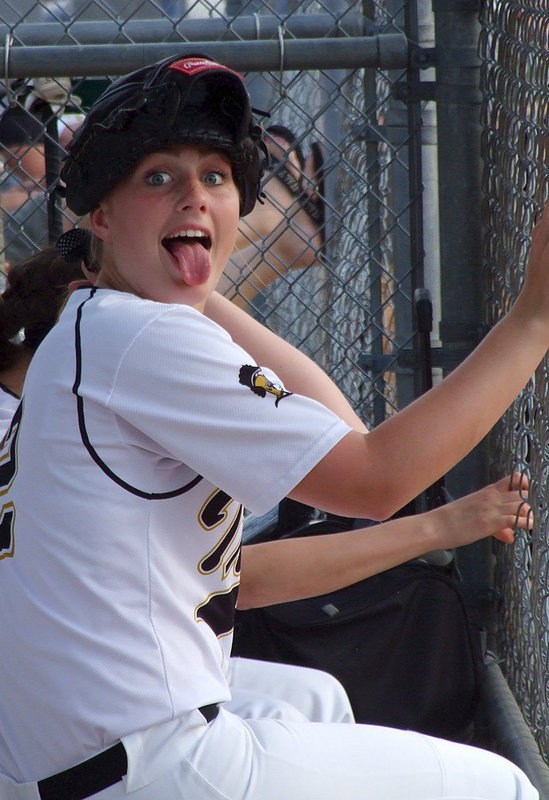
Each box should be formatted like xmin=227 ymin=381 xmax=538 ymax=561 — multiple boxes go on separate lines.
xmin=89 ymin=204 xmax=112 ymax=242
xmin=81 ymin=265 xmax=99 ymax=283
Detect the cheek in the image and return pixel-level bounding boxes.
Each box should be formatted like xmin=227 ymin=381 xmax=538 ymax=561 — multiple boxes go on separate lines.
xmin=221 ymin=223 xmax=239 ymax=261
xmin=215 ymin=197 xmax=240 ymax=253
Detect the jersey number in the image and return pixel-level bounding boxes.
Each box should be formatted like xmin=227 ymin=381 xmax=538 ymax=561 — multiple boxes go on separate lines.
xmin=195 ymin=490 xmax=242 ymax=638
xmin=0 ymin=402 xmax=21 ymax=558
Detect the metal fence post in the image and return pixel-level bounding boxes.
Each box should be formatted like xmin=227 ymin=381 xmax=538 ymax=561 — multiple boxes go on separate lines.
xmin=432 ymin=0 xmax=491 ymax=604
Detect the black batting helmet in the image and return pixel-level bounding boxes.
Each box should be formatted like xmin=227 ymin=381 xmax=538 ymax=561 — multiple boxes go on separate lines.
xmin=59 ymin=54 xmax=266 ymax=217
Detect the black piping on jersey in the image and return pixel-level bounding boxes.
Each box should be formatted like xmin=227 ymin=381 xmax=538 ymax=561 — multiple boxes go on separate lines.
xmin=72 ymin=288 xmax=203 ymax=499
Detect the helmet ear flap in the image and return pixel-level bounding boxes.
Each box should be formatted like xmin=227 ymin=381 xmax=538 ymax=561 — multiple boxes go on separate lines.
xmin=238 ymin=139 xmax=266 ymax=218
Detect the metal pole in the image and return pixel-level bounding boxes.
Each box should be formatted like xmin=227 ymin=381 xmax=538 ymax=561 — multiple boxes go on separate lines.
xmin=41 ymin=106 xmax=64 ymax=243
xmin=432 ymin=0 xmax=485 ymax=486
xmin=0 ymin=35 xmax=409 ymax=78
xmin=417 ymin=0 xmax=441 ymax=366
xmin=320 ymin=75 xmax=350 ymax=389
xmin=382 ymin=0 xmax=416 ymax=416
xmin=404 ymin=0 xmax=427 ymax=402
xmin=2 ymin=13 xmax=365 ymax=46
xmin=432 ymin=0 xmax=491 ymax=618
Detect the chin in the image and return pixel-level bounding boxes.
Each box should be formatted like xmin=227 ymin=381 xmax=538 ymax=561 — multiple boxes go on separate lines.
xmin=171 ymin=284 xmax=210 ymax=310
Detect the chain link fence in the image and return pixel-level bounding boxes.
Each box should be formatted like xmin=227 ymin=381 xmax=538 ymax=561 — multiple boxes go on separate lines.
xmin=1 ymin=0 xmax=549 ymax=773
xmin=479 ymin=0 xmax=549 ymax=764
xmin=0 ymin=0 xmax=420 ymax=429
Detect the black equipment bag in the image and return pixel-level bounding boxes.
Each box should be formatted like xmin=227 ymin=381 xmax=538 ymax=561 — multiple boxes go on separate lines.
xmin=233 ymin=554 xmax=484 ymax=743
xmin=234 ymin=289 xmax=485 ymax=743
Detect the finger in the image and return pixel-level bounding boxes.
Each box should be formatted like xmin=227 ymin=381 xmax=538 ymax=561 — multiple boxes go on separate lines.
xmin=495 ymin=491 xmax=530 ymax=510
xmin=491 ymin=504 xmax=533 ymax=544
xmin=532 ymin=200 xmax=549 ymax=235
xmin=493 ymin=528 xmax=517 ymax=544
xmin=514 ymin=500 xmax=534 ymax=528
xmin=498 ymin=499 xmax=532 ymax=524
xmin=493 ymin=474 xmax=521 ymax=493
xmin=504 ymin=471 xmax=529 ymax=493
xmin=513 ymin=512 xmax=533 ymax=529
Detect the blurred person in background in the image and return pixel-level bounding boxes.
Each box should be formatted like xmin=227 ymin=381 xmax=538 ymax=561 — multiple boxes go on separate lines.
xmin=219 ymin=124 xmax=324 ymax=307
xmin=0 ymin=244 xmax=83 ymax=434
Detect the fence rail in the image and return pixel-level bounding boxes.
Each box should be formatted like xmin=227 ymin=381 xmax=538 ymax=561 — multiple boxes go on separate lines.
xmin=0 ymin=34 xmax=410 ymax=76
xmin=1 ymin=12 xmax=371 ymax=43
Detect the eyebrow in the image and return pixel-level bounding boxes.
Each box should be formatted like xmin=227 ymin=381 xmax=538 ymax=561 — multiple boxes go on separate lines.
xmin=141 ymin=147 xmax=232 ymax=165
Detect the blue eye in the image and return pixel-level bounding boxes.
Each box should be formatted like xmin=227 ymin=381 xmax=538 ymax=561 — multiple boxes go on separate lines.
xmin=203 ymin=171 xmax=224 ymax=186
xmin=147 ymin=171 xmax=171 ymax=186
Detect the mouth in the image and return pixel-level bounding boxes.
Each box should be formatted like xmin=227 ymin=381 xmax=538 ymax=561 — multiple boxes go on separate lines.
xmin=161 ymin=228 xmax=213 ymax=288
xmin=162 ymin=228 xmax=212 ymax=255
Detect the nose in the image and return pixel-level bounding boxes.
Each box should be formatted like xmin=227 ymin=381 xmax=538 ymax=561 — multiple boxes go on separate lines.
xmin=177 ymin=175 xmax=208 ymax=211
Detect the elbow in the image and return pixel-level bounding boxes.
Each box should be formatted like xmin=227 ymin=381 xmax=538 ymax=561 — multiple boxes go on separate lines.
xmin=365 ymin=496 xmax=404 ymax=522
xmin=236 ymin=580 xmax=264 ymax=611
xmin=299 ymin=492 xmax=400 ymax=525
xmin=342 ymin=488 xmax=409 ymax=523
xmin=361 ymin=492 xmax=416 ymax=523
xmin=237 ymin=549 xmax=265 ymax=611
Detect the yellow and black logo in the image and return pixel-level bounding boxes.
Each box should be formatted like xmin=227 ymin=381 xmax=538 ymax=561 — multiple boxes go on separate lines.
xmin=239 ymin=365 xmax=292 ymax=407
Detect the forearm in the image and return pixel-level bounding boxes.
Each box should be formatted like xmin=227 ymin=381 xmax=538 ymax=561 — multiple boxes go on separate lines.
xmin=205 ymin=291 xmax=367 ymax=430
xmin=290 ymin=306 xmax=549 ymax=521
xmin=362 ymin=309 xmax=549 ymax=507
xmin=238 ymin=519 xmax=438 ymax=609
xmin=219 ymin=228 xmax=320 ymax=306
xmin=239 ymin=475 xmax=529 ymax=608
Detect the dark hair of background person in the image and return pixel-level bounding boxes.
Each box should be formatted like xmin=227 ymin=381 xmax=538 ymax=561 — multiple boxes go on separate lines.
xmin=0 ymin=246 xmax=82 ymax=370
xmin=265 ymin=124 xmax=306 ymax=171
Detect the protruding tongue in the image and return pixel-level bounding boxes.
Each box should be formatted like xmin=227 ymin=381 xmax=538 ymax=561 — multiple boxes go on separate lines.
xmin=168 ymin=239 xmax=211 ymax=286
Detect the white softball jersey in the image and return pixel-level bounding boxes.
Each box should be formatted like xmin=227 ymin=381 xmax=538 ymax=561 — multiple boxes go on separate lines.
xmin=0 ymin=287 xmax=350 ymax=783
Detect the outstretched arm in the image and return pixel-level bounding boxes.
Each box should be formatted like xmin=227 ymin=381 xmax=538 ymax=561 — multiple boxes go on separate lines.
xmin=292 ymin=203 xmax=549 ymax=519
xmin=211 ymin=203 xmax=549 ymax=521
xmin=238 ymin=474 xmax=529 ymax=608
xmin=218 ymin=225 xmax=320 ymax=308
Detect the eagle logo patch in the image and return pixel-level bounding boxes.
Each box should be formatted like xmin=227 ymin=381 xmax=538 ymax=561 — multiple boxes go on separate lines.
xmin=239 ymin=365 xmax=292 ymax=407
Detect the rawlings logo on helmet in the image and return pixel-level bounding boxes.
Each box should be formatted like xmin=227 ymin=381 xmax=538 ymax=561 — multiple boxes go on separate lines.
xmin=169 ymin=57 xmax=244 ymax=80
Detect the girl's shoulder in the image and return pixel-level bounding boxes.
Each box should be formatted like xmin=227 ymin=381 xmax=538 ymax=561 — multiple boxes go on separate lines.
xmin=62 ymin=287 xmax=233 ymax=350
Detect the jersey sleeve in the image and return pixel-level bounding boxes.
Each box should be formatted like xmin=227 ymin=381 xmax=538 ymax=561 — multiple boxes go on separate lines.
xmin=108 ymin=305 xmax=351 ymax=514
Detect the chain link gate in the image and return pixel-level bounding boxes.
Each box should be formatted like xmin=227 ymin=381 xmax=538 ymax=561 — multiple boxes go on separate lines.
xmin=0 ymin=0 xmax=425 ymax=430
xmin=2 ymin=0 xmax=549 ymax=788
xmin=479 ymin=0 xmax=549 ymax=772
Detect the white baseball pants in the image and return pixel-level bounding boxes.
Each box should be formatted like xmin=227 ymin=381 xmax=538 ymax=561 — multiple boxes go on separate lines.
xmin=226 ymin=657 xmax=355 ymax=723
xmin=0 ymin=706 xmax=538 ymax=800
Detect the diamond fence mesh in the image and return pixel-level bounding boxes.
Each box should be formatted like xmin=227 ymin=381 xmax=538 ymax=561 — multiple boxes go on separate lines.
xmin=0 ymin=0 xmax=418 ymax=429
xmin=1 ymin=0 xmax=548 ymax=765
xmin=480 ymin=0 xmax=549 ymax=763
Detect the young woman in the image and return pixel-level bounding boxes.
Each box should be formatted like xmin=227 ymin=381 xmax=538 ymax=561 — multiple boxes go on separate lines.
xmin=2 ymin=230 xmax=356 ymax=730
xmin=0 ymin=53 xmax=547 ymax=800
